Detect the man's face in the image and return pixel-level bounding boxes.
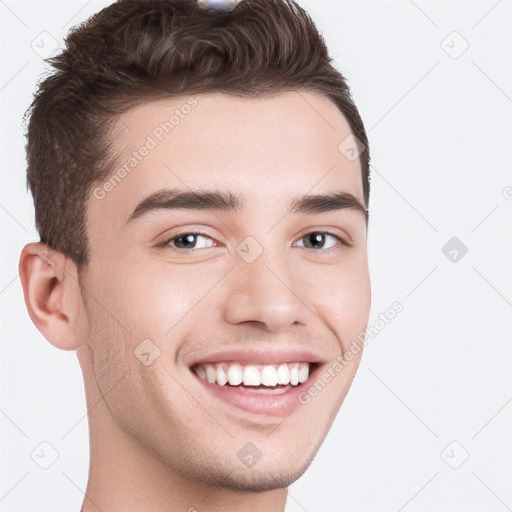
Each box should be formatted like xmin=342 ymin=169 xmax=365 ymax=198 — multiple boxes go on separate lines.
xmin=80 ymin=91 xmax=371 ymax=490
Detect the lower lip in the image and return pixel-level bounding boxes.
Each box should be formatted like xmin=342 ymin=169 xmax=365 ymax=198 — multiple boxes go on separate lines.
xmin=191 ymin=365 xmax=321 ymax=417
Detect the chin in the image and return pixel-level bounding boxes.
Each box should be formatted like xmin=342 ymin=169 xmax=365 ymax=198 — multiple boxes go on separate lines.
xmin=198 ymin=462 xmax=312 ymax=493
xmin=180 ymin=434 xmax=325 ymax=493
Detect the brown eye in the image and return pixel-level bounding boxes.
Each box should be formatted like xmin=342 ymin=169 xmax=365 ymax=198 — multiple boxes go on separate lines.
xmin=161 ymin=233 xmax=216 ymax=250
xmin=296 ymin=232 xmax=346 ymax=250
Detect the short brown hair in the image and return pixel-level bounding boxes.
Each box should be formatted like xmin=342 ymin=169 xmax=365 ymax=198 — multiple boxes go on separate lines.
xmin=25 ymin=0 xmax=371 ymax=267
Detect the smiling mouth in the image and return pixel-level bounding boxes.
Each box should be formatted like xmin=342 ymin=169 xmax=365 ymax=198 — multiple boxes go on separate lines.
xmin=191 ymin=361 xmax=317 ymax=394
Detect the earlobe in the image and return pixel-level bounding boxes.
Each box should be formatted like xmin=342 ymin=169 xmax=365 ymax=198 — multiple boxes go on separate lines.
xmin=19 ymin=242 xmax=87 ymax=351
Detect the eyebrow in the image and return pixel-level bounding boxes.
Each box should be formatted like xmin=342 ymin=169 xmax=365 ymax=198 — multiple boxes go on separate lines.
xmin=126 ymin=188 xmax=368 ymax=224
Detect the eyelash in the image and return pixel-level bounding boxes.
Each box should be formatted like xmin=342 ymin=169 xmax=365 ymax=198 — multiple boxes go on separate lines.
xmin=157 ymin=230 xmax=351 ymax=252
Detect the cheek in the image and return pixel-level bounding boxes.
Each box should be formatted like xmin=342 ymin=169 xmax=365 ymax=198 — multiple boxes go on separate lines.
xmin=306 ymin=260 xmax=371 ymax=347
xmin=108 ymin=260 xmax=227 ymax=345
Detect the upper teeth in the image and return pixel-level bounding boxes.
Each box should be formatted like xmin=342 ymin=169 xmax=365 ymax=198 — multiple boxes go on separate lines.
xmin=194 ymin=362 xmax=310 ymax=387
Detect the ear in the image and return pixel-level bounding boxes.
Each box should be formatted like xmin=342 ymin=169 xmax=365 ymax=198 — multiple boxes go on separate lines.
xmin=19 ymin=242 xmax=88 ymax=351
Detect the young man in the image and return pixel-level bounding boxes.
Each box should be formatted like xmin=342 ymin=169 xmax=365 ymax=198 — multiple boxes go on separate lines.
xmin=19 ymin=0 xmax=372 ymax=510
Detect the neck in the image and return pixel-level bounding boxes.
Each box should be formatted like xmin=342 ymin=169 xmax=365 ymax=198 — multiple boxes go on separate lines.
xmin=77 ymin=348 xmax=288 ymax=512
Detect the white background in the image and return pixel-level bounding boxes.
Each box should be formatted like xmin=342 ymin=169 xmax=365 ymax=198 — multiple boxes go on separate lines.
xmin=1 ymin=1 xmax=511 ymax=511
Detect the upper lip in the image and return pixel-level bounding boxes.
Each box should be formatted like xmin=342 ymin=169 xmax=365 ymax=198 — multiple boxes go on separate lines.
xmin=183 ymin=346 xmax=329 ymax=368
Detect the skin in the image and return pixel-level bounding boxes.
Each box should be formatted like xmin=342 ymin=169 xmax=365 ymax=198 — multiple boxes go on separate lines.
xmin=19 ymin=91 xmax=371 ymax=512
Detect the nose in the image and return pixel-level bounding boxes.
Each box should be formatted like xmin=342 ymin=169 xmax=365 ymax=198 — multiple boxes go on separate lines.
xmin=222 ymin=256 xmax=314 ymax=333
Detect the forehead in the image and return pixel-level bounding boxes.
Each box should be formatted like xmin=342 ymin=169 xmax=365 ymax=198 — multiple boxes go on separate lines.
xmin=88 ymin=91 xmax=364 ymax=228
